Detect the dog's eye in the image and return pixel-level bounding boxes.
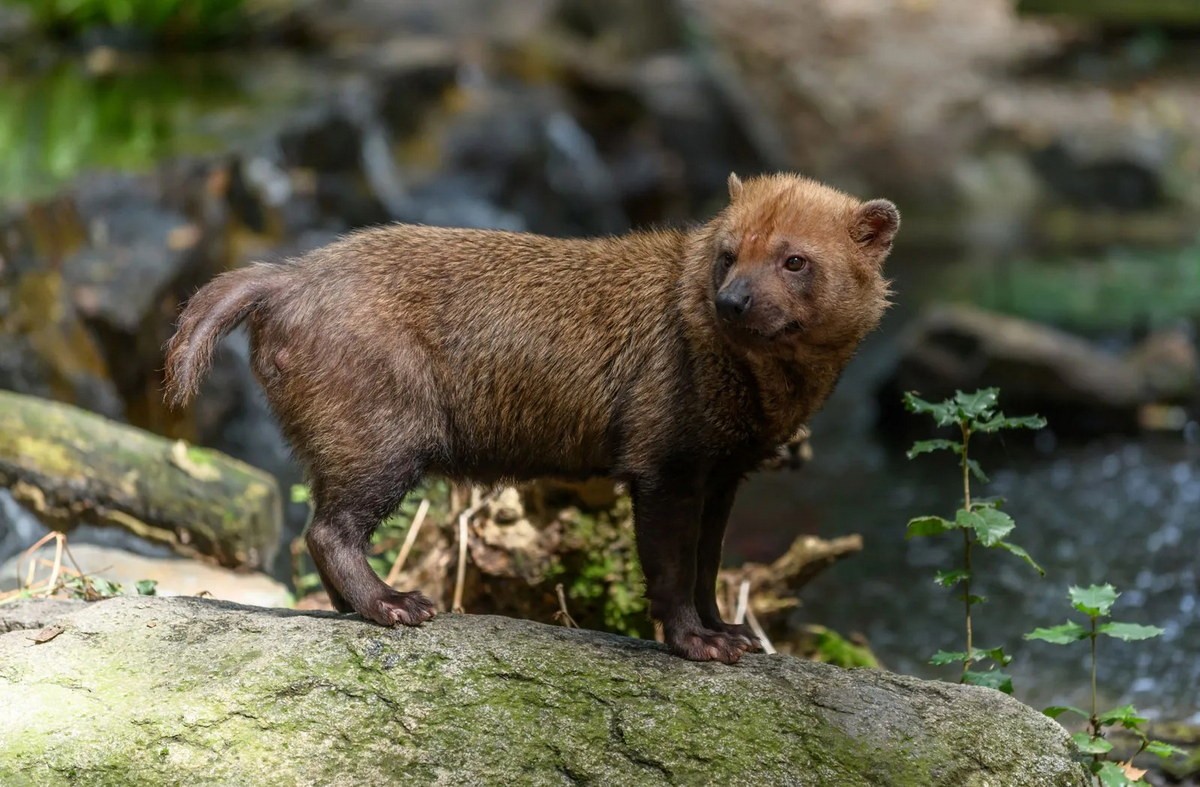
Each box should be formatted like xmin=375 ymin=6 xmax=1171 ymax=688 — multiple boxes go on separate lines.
xmin=720 ymin=251 xmax=736 ymax=269
xmin=783 ymin=255 xmax=809 ymax=272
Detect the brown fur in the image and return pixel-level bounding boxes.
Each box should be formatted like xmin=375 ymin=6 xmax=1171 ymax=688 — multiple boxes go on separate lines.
xmin=164 ymin=172 xmax=898 ymax=663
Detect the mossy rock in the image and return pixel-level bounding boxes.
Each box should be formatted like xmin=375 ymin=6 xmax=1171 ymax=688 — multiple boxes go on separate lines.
xmin=0 ymin=597 xmax=1089 ymax=786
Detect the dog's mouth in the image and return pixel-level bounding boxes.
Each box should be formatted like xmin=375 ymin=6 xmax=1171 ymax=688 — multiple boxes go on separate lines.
xmin=718 ymin=318 xmax=804 ymax=344
xmin=778 ymin=320 xmax=805 ymax=336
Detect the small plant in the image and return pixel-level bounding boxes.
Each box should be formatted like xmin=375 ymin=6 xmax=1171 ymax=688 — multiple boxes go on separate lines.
xmin=1026 ymin=584 xmax=1187 ymax=785
xmin=61 ymin=575 xmax=157 ymax=600
xmin=903 ymin=388 xmax=1046 ymax=692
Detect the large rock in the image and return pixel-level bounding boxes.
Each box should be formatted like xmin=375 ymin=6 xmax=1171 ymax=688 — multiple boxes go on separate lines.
xmin=0 ymin=596 xmax=1087 ymax=785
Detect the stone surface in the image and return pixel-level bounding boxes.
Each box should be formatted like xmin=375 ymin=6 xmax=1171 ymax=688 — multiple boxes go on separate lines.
xmin=0 ymin=598 xmax=85 ymax=634
xmin=0 ymin=596 xmax=1088 ymax=786
xmin=0 ymin=544 xmax=292 ymax=608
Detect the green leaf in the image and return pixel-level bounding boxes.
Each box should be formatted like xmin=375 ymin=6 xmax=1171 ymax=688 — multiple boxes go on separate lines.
xmin=961 ymin=594 xmax=987 ymax=605
xmin=1043 ymin=705 xmax=1089 ymax=720
xmin=90 ymin=577 xmax=122 ymax=598
xmin=1070 ymin=584 xmax=1119 ymax=617
xmin=956 ymin=507 xmax=1015 ymax=547
xmin=134 ymin=579 xmax=157 ymax=596
xmin=995 ymin=540 xmax=1045 ymax=575
xmin=976 ymin=413 xmax=1048 ymax=433
xmin=934 ymin=569 xmax=969 ymax=587
xmin=966 ymin=458 xmax=990 ymax=483
xmin=929 ymin=650 xmax=968 ymax=666
xmin=903 ymin=392 xmax=959 ymax=427
xmin=906 ymin=515 xmax=956 ymax=539
xmin=953 ymin=388 xmax=999 ymax=420
xmin=1097 ymin=704 xmax=1148 ymax=729
xmin=290 ymin=484 xmax=311 ymax=504
xmin=970 ymin=646 xmax=1012 ymax=666
xmin=971 ymin=496 xmax=1006 ymax=509
xmin=1072 ymin=732 xmax=1114 ymax=754
xmin=1025 ymin=621 xmax=1090 ymax=644
xmin=906 ymin=439 xmax=961 ymax=459
xmin=1146 ymin=740 xmax=1188 ymax=759
xmin=1097 ymin=622 xmax=1164 ymax=641
xmin=1094 ymin=761 xmax=1135 ymax=787
xmin=962 ymin=669 xmax=1013 ymax=694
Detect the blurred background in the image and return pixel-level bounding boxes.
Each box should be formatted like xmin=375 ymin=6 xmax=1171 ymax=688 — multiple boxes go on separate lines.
xmin=0 ymin=0 xmax=1197 ymax=731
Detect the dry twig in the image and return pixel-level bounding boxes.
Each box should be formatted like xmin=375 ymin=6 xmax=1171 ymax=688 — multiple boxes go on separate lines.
xmin=553 ymin=583 xmax=579 ymax=628
xmin=385 ymin=498 xmax=430 ymax=587
xmin=735 ymin=578 xmax=777 ymax=654
xmin=452 ymin=488 xmax=493 ymax=613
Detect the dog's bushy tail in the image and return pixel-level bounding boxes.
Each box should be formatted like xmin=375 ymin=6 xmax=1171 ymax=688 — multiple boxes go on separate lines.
xmin=164 ymin=264 xmax=288 ymax=408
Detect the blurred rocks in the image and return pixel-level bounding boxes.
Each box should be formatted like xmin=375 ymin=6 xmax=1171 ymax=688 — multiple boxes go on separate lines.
xmin=878 ymin=305 xmax=1199 ymax=436
xmin=690 ymin=0 xmax=1200 ymax=249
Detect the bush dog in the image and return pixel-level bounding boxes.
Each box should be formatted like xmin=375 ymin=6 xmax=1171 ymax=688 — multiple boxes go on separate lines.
xmin=165 ymin=173 xmax=898 ymax=663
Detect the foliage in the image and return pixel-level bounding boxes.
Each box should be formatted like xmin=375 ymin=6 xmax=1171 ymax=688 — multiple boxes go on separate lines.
xmin=806 ymin=625 xmax=880 ymax=669
xmin=547 ymin=499 xmax=648 ymax=638
xmin=1026 ymin=585 xmax=1186 ymax=785
xmin=0 ymin=62 xmax=247 ymax=205
xmin=952 ymin=245 xmax=1200 ymax=331
xmin=61 ymin=574 xmax=157 ymax=600
xmin=5 ymin=0 xmax=248 ymax=41
xmin=903 ymin=388 xmax=1046 ymax=691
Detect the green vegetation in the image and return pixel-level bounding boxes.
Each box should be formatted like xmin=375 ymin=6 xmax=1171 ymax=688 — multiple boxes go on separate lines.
xmin=5 ymin=0 xmax=248 ymax=41
xmin=1027 ymin=585 xmax=1186 ymax=785
xmin=806 ymin=626 xmax=880 ymax=669
xmin=903 ymin=388 xmax=1046 ymax=692
xmin=960 ymin=246 xmax=1200 ymax=332
xmin=59 ymin=574 xmax=156 ymax=600
xmin=903 ymin=388 xmax=1190 ymax=783
xmin=0 ymin=62 xmax=241 ymax=204
xmin=548 ymin=498 xmax=648 ymax=638
xmin=1017 ymin=0 xmax=1200 ymax=26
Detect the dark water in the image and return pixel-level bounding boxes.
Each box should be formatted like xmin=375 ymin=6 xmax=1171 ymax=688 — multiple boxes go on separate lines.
xmin=730 ymin=250 xmax=1200 ymax=722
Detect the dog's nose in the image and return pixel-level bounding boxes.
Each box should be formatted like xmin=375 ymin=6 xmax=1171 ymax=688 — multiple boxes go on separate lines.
xmin=716 ymin=279 xmax=752 ymax=320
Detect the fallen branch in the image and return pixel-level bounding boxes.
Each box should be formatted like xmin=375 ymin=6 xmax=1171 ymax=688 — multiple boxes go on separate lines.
xmin=0 ymin=391 xmax=282 ymax=569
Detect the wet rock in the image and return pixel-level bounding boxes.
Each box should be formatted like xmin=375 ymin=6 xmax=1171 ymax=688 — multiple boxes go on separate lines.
xmin=558 ymin=49 xmax=766 ymax=226
xmin=876 ymin=305 xmax=1194 ymax=436
xmin=0 ymin=544 xmax=291 ymax=607
xmin=371 ymin=38 xmax=459 ymax=137
xmin=420 ymin=86 xmax=627 ymax=236
xmin=1031 ymin=141 xmax=1165 ymax=212
xmin=1128 ymin=326 xmax=1199 ymax=403
xmin=0 ymin=170 xmax=228 ymax=431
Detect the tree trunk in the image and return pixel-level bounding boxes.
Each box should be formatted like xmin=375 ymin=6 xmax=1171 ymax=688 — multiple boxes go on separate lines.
xmin=0 ymin=391 xmax=281 ymax=569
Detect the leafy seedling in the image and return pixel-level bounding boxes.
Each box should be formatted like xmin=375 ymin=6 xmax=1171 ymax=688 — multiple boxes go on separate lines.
xmin=904 ymin=388 xmax=1046 ymax=691
xmin=1028 ymin=585 xmax=1187 ymax=785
